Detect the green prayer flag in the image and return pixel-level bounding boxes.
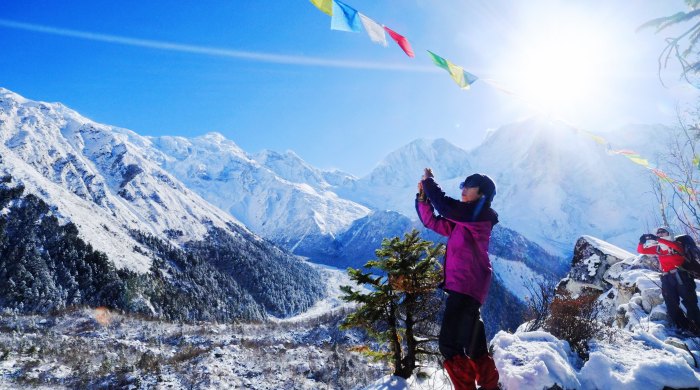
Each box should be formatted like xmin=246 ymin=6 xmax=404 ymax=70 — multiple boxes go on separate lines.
xmin=427 ymin=50 xmax=450 ymax=72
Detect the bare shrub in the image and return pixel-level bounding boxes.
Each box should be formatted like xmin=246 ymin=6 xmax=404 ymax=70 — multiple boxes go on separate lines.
xmin=170 ymin=344 xmax=212 ymax=364
xmin=544 ymin=292 xmax=607 ymax=359
xmin=137 ymin=350 xmax=161 ymax=374
xmin=524 ymin=279 xmax=557 ymax=332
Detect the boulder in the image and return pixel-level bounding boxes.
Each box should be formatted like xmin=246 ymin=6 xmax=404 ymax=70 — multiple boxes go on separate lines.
xmin=557 ymin=236 xmax=633 ymax=297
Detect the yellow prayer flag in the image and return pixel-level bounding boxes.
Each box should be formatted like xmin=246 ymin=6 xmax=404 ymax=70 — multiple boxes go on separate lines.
xmin=678 ymin=185 xmax=698 ymax=198
xmin=580 ymin=130 xmax=607 ymax=145
xmin=628 ymin=156 xmax=649 ymax=167
xmin=589 ymin=134 xmax=607 ymax=145
xmin=310 ymin=0 xmax=333 ymax=16
xmin=446 ymin=62 xmax=470 ymax=89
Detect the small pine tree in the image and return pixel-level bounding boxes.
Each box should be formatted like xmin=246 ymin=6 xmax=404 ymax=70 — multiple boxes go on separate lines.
xmin=340 ymin=230 xmax=444 ymax=379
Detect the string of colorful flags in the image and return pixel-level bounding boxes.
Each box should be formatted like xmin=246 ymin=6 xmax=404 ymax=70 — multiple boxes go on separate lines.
xmin=310 ymin=0 xmax=476 ymax=89
xmin=310 ymin=0 xmax=698 ymax=198
xmin=570 ymin=125 xmax=699 ymax=199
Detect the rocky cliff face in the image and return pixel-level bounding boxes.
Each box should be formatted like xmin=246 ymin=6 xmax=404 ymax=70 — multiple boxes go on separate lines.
xmin=557 ymin=235 xmax=634 ymax=297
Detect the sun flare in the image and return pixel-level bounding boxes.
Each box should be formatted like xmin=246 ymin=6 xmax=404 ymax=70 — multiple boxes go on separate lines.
xmin=498 ymin=8 xmax=619 ymax=118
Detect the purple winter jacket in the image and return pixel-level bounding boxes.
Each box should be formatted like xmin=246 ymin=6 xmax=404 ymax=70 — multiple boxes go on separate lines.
xmin=416 ymin=178 xmax=499 ymax=304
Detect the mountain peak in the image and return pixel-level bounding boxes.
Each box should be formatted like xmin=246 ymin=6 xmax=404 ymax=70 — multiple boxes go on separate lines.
xmin=366 ymin=138 xmax=471 ymax=186
xmin=202 ymin=132 xmax=227 ymax=143
xmin=0 ymin=87 xmax=33 ymax=106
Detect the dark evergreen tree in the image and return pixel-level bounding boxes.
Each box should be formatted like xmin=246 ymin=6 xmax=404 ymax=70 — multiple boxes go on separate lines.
xmin=340 ymin=230 xmax=444 ymax=379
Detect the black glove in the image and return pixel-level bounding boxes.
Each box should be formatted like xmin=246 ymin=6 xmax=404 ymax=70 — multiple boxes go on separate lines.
xmin=639 ymin=234 xmax=657 ymax=244
xmin=422 ymin=168 xmax=434 ymax=180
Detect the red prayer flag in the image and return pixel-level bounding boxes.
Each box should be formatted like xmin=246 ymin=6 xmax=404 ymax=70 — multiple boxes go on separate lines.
xmin=383 ymin=26 xmax=414 ymax=58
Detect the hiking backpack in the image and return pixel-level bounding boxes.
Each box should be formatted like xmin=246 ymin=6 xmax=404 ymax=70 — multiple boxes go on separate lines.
xmin=675 ymin=234 xmax=700 ymax=278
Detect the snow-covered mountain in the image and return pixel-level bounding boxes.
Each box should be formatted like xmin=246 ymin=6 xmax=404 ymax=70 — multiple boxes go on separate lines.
xmin=2 ymin=86 xmax=652 ymax=328
xmin=334 ymin=138 xmax=473 ymax=213
xmin=0 ymin=87 xmax=324 ymax=320
xmin=0 ymin=88 xmax=239 ymax=271
xmin=469 ymin=118 xmax=661 ymax=256
xmin=149 ymin=135 xmax=370 ymax=260
xmin=334 ymin=118 xmax=663 ymax=257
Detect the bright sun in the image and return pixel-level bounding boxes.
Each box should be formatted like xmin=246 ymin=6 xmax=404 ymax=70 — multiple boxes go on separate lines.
xmin=498 ymin=7 xmax=618 ymax=118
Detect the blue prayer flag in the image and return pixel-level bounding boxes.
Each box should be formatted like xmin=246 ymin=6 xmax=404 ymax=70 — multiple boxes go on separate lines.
xmin=331 ymin=0 xmax=362 ymax=32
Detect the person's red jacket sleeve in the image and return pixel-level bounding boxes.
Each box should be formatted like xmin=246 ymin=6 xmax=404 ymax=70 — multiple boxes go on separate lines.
xmin=637 ymin=242 xmax=657 ymax=255
xmin=658 ymin=237 xmax=683 ymax=254
xmin=637 ymin=237 xmax=683 ymax=255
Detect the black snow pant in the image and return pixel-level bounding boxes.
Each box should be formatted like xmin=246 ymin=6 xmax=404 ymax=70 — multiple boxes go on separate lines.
xmin=439 ymin=291 xmax=488 ymax=360
xmin=660 ymin=269 xmax=700 ymax=331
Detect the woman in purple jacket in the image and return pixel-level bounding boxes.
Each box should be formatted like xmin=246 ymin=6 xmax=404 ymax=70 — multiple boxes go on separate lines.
xmin=416 ymin=169 xmax=499 ymax=390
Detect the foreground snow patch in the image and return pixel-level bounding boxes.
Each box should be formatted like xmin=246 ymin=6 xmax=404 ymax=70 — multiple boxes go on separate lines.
xmin=363 ymin=376 xmax=409 ymax=390
xmin=579 ymin=332 xmax=700 ymax=389
xmin=493 ymin=331 xmax=582 ymax=389
xmin=363 ymin=367 xmax=452 ymax=390
xmin=492 ymin=329 xmax=700 ymax=389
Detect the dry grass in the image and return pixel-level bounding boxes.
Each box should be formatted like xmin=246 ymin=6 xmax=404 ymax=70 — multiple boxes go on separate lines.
xmin=0 ymin=309 xmax=388 ymax=389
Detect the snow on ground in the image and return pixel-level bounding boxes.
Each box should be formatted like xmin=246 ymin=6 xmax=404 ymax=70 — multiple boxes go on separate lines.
xmin=493 ymin=331 xmax=585 ymax=389
xmin=0 ymin=307 xmax=386 ymax=389
xmin=491 ymin=251 xmax=700 ymax=389
xmin=363 ymin=376 xmax=410 ymax=390
xmin=581 ymin=332 xmax=700 ymax=389
xmin=363 ymin=368 xmax=454 ymax=390
xmin=493 ymin=328 xmax=700 ymax=389
xmin=0 ymin=262 xmax=390 ymax=389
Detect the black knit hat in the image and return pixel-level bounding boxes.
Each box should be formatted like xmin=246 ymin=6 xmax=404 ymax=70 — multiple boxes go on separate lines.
xmin=460 ymin=174 xmax=497 ymax=203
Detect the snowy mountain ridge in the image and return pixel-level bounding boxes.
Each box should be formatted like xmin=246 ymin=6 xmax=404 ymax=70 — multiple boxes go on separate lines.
xmin=336 ymin=117 xmax=667 ymax=256
xmin=149 ymin=132 xmax=371 ymax=259
xmin=0 ymin=88 xmax=258 ymax=271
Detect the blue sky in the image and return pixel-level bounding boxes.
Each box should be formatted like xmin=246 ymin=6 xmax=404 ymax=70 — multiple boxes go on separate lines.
xmin=0 ymin=1 xmax=697 ymax=175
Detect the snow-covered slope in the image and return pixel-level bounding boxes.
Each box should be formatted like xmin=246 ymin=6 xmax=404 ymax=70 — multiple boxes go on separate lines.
xmin=0 ymin=88 xmax=289 ymax=269
xmin=149 ymin=135 xmax=370 ymax=259
xmin=491 ymin=255 xmax=546 ymax=301
xmin=0 ymin=88 xmax=248 ymax=271
xmin=469 ymin=118 xmax=658 ymax=255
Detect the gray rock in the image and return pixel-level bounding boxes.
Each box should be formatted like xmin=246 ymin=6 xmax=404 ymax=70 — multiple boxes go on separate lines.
xmin=558 ymin=236 xmax=632 ymax=297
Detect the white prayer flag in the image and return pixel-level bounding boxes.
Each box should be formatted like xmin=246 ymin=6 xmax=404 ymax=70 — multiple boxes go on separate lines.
xmin=359 ymin=13 xmax=387 ymax=47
